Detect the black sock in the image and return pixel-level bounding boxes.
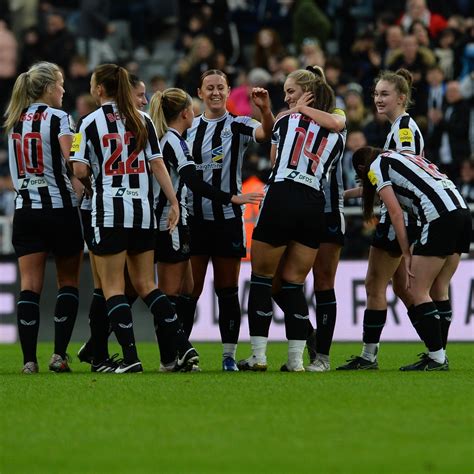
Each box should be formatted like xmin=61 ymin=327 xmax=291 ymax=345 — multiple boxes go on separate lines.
xmin=127 ymin=294 xmax=138 ymax=307
xmin=407 ymin=304 xmax=425 ymax=343
xmin=89 ymin=289 xmax=109 ymax=362
xmin=279 ymin=280 xmax=308 ymax=340
xmin=53 ymin=286 xmax=79 ymax=358
xmin=216 ymin=287 xmax=241 ymax=343
xmin=275 ymin=289 xmax=315 ymax=337
xmin=17 ymin=290 xmax=40 ymax=364
xmin=144 ymin=289 xmax=191 ymax=357
xmin=414 ymin=302 xmax=442 ymax=352
xmin=434 ymin=300 xmax=452 ymax=350
xmin=107 ymin=295 xmax=138 ymax=363
xmin=315 ymin=289 xmax=337 ymax=355
xmin=177 ymin=294 xmax=198 ymax=339
xmin=155 ymin=294 xmax=178 ymax=365
xmin=248 ymin=274 xmax=273 ymax=337
xmin=362 ymin=309 xmax=387 ymax=343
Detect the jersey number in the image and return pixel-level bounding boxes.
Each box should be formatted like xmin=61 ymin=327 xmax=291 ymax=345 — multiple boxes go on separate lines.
xmin=103 ymin=132 xmax=145 ymax=176
xmin=290 ymin=127 xmax=328 ymax=173
xmin=11 ymin=132 xmax=44 ymax=177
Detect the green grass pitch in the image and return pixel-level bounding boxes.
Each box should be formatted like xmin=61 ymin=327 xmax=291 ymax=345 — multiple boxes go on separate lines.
xmin=1 ymin=342 xmax=473 ymax=474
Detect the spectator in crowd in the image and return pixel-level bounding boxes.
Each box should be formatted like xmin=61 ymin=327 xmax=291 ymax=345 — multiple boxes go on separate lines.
xmin=18 ymin=26 xmax=42 ymax=73
xmin=150 ymin=74 xmax=168 ymax=94
xmin=253 ymin=27 xmax=286 ymax=71
xmin=430 ymin=80 xmax=472 ymax=178
xmin=344 ymin=85 xmax=373 ymax=132
xmin=292 ymin=0 xmax=331 ymax=50
xmin=77 ymin=0 xmax=116 ymax=71
xmin=425 ymin=65 xmax=446 ymax=139
xmin=409 ymin=19 xmax=432 ymax=48
xmin=388 ymin=34 xmax=434 ymax=116
xmin=41 ymin=11 xmax=76 ymax=73
xmin=457 ymin=159 xmax=474 ymax=204
xmin=398 ymin=0 xmax=448 ymax=40
xmin=74 ymin=93 xmax=97 ymax=122
xmin=176 ymin=34 xmax=217 ymax=94
xmin=381 ymin=25 xmax=405 ymax=68
xmin=0 ymin=20 xmax=17 ymax=116
xmin=298 ymin=37 xmax=325 ymax=70
xmin=434 ymin=28 xmax=457 ymax=79
xmin=62 ymin=55 xmax=90 ymax=113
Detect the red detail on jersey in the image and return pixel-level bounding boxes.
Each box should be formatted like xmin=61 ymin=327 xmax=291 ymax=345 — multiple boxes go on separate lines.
xmin=404 ymin=153 xmax=447 ymax=180
xmin=289 ymin=127 xmax=327 ymax=172
xmin=106 ymin=112 xmax=123 ymax=123
xmin=103 ymin=132 xmax=145 ymax=176
xmin=20 ymin=112 xmax=48 ymax=122
xmin=11 ymin=132 xmax=45 ymax=177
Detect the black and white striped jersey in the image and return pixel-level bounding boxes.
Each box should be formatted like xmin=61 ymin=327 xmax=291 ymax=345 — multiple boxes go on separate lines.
xmin=155 ymin=128 xmax=193 ymax=230
xmin=380 ymin=113 xmax=424 ymax=225
xmin=185 ymin=112 xmax=260 ymax=221
xmin=8 ymin=103 xmax=78 ymax=209
xmin=383 ymin=113 xmax=424 ymax=155
xmin=69 ymin=102 xmax=162 ymax=229
xmin=369 ymin=150 xmax=467 ymax=223
xmin=270 ymin=113 xmax=345 ymax=192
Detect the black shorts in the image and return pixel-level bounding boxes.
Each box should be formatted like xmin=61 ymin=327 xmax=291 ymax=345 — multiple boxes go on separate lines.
xmin=414 ymin=209 xmax=472 ymax=257
xmin=252 ymin=180 xmax=325 ymax=249
xmin=12 ymin=207 xmax=84 ymax=258
xmin=155 ymin=224 xmax=191 ymax=263
xmin=189 ymin=216 xmax=246 ymax=258
xmin=91 ymin=227 xmax=156 ymax=256
xmin=371 ymin=220 xmax=420 ymax=257
xmin=320 ymin=211 xmax=345 ymax=246
xmin=80 ymin=209 xmax=94 ymax=251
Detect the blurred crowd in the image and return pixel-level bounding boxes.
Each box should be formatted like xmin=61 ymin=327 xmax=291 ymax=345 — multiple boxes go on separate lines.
xmin=0 ymin=0 xmax=472 ymax=256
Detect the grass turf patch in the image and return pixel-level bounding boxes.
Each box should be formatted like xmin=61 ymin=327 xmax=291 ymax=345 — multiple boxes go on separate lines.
xmin=1 ymin=342 xmax=473 ymax=473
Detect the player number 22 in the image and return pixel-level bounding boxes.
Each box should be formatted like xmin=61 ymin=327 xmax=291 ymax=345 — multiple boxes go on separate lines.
xmin=103 ymin=132 xmax=145 ymax=176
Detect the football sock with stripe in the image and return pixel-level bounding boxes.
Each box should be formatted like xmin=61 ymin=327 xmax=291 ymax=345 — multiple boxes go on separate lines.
xmin=361 ymin=309 xmax=386 ymax=362
xmin=107 ymin=295 xmax=138 ymax=363
xmin=155 ymin=294 xmax=178 ymax=365
xmin=315 ymin=289 xmax=337 ymax=355
xmin=144 ymin=289 xmax=190 ymax=356
xmin=280 ymin=280 xmax=309 ymax=341
xmin=17 ymin=290 xmax=40 ymax=364
xmin=177 ymin=294 xmax=198 ymax=339
xmin=216 ymin=287 xmax=241 ymax=344
xmin=407 ymin=304 xmax=425 ymax=343
xmin=434 ymin=300 xmax=452 ymax=350
xmin=248 ymin=274 xmax=273 ymax=337
xmin=53 ymin=286 xmax=79 ymax=358
xmin=88 ymin=289 xmax=109 ymax=362
xmin=413 ymin=302 xmax=443 ymax=354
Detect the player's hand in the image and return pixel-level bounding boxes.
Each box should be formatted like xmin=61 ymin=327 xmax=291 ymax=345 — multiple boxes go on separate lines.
xmin=296 ymin=91 xmax=313 ymax=107
xmin=167 ymin=203 xmax=180 ymax=233
xmin=403 ymin=253 xmax=414 ymax=290
xmin=251 ymin=87 xmax=270 ymax=110
xmin=231 ymin=192 xmax=264 ymax=205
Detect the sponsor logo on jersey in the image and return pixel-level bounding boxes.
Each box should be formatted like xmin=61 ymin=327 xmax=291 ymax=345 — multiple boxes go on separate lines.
xmin=114 ymin=187 xmax=140 ymax=197
xmin=212 ymin=146 xmax=224 ymax=162
xmin=367 ymin=169 xmax=378 ymax=186
xmin=195 ymin=162 xmax=223 ymax=171
xmin=71 ymin=133 xmax=82 ymax=153
xmin=284 ymin=169 xmax=316 ymax=186
xmin=398 ymin=128 xmax=414 ymax=143
xmin=19 ymin=177 xmax=48 ymax=189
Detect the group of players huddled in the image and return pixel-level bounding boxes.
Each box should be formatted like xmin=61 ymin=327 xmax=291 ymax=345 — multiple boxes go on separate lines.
xmin=6 ymin=59 xmax=471 ymax=374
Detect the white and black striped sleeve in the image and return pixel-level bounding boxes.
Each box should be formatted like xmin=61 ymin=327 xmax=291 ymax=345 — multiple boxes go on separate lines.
xmin=58 ymin=112 xmax=74 ymax=138
xmin=69 ymin=117 xmax=90 ymax=166
xmin=144 ymin=114 xmax=163 ymax=162
xmin=369 ymin=155 xmax=392 ymax=192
